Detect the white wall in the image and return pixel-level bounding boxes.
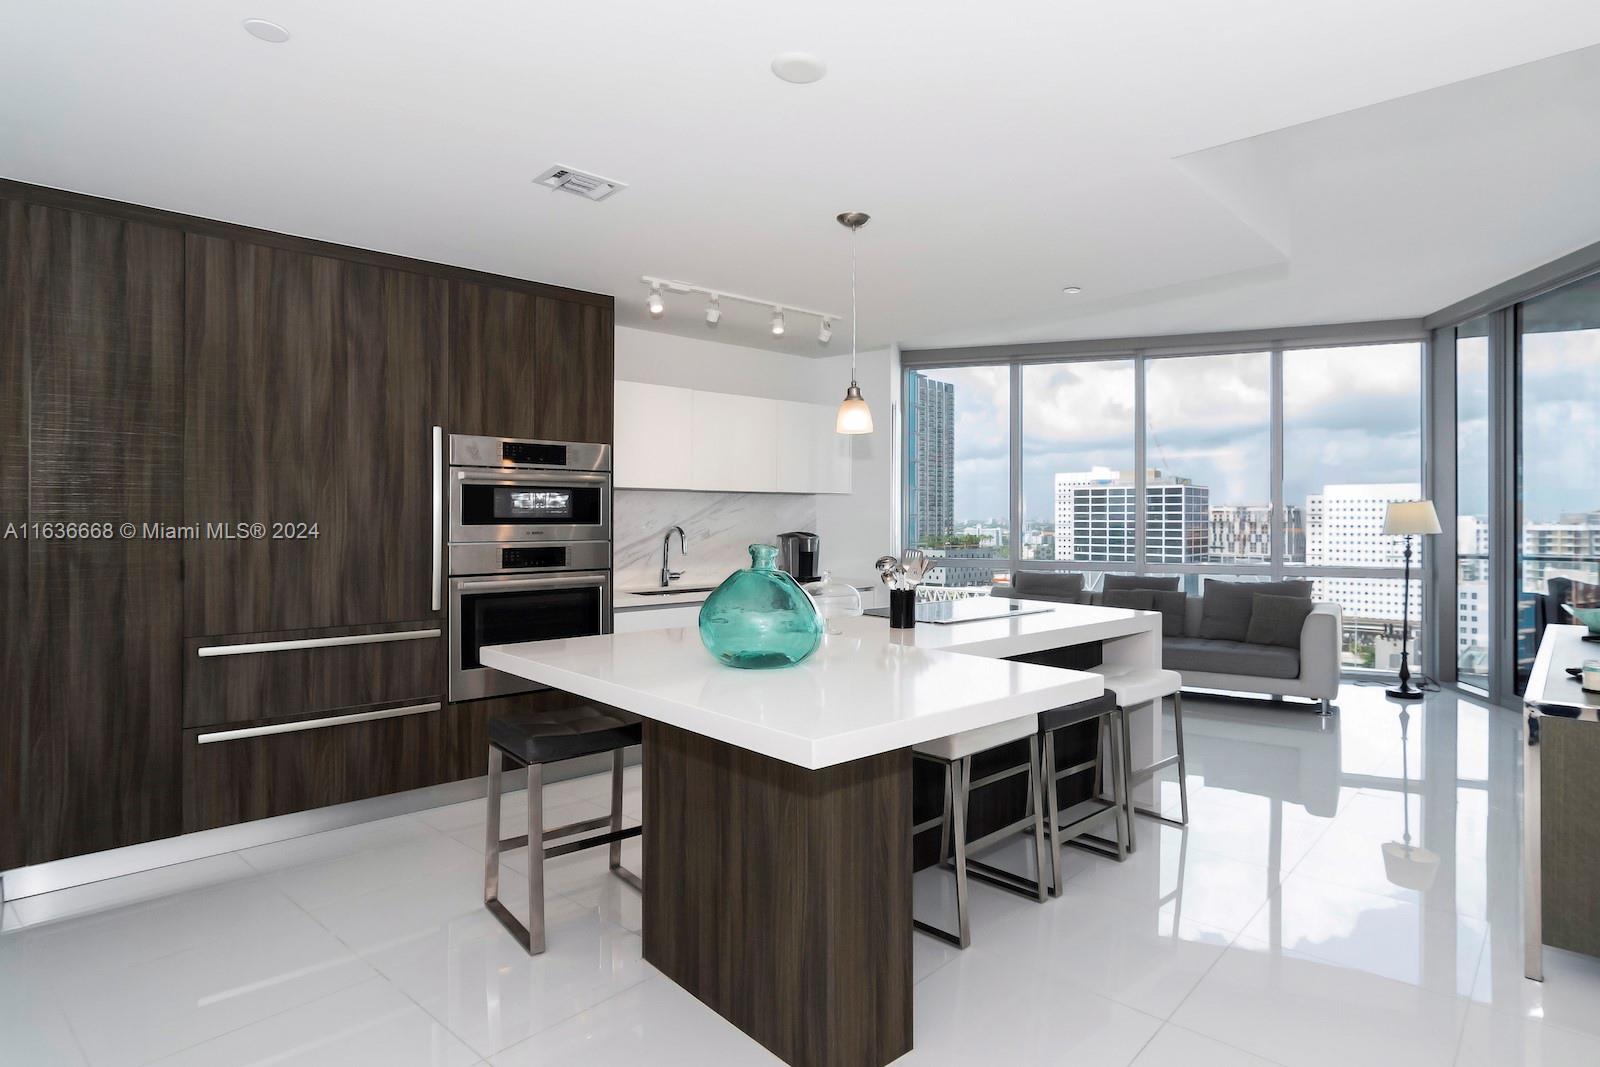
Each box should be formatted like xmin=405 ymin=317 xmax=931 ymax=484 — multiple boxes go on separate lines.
xmin=614 ymin=326 xmax=896 ymax=586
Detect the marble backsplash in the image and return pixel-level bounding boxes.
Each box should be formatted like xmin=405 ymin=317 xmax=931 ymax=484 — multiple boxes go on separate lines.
xmin=613 ymin=489 xmax=817 ymax=592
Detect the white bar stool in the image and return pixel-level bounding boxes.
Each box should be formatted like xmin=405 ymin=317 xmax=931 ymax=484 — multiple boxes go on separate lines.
xmin=1087 ymin=666 xmax=1187 ymax=853
xmin=912 ymin=714 xmax=1048 ymax=949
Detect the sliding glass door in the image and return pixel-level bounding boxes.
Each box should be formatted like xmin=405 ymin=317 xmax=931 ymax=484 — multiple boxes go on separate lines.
xmin=1454 ymin=318 xmax=1492 ymax=691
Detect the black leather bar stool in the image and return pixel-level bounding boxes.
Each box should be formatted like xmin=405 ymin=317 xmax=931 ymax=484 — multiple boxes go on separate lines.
xmin=1038 ymin=691 xmax=1131 ymax=895
xmin=484 ymin=704 xmax=644 ymax=955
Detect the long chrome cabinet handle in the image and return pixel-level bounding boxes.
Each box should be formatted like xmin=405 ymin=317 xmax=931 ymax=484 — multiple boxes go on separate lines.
xmin=197 ymin=628 xmax=441 ymax=658
xmin=432 ymin=425 xmax=444 ymax=612
xmin=196 ymin=701 xmax=441 ymax=744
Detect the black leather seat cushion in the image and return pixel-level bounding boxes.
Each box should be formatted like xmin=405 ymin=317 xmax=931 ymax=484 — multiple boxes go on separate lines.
xmin=1038 ymin=692 xmax=1118 ymax=733
xmin=489 ymin=704 xmax=643 ymax=765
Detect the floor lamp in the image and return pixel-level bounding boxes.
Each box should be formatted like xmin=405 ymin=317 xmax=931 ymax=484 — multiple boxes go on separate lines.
xmin=1384 ymin=500 xmax=1441 ymax=700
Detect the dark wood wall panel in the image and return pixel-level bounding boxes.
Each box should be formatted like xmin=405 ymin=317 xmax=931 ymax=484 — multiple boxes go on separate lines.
xmin=183 ymin=235 xmax=446 ymax=637
xmin=0 ymin=200 xmax=28 ymax=870
xmin=183 ymin=622 xmax=444 ymax=728
xmin=20 ymin=205 xmax=185 ymax=864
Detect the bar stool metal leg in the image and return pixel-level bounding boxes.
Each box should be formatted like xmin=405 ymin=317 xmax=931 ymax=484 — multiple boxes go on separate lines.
xmin=1119 ymin=705 xmax=1138 ymax=854
xmin=526 ymin=762 xmax=546 ymax=954
xmin=1042 ymin=735 xmax=1063 ymax=897
xmin=1027 ymin=735 xmax=1048 ymax=903
xmin=951 ymin=757 xmax=971 ymax=948
xmin=1108 ymin=709 xmax=1130 ymax=861
xmin=1172 ymin=693 xmax=1190 ymax=827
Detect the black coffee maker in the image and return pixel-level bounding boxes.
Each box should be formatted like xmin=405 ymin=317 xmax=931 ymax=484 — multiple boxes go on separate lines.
xmin=776 ymin=531 xmax=820 ymax=584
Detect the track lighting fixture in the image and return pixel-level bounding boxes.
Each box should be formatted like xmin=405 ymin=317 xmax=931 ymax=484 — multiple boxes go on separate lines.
xmin=636 ymin=277 xmax=839 ymax=339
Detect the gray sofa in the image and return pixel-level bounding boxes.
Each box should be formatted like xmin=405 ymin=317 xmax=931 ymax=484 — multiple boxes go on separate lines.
xmin=994 ymin=571 xmax=1342 ymax=713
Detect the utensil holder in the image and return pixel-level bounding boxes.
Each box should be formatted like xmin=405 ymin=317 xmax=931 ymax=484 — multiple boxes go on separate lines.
xmin=889 ymin=588 xmax=917 ymax=629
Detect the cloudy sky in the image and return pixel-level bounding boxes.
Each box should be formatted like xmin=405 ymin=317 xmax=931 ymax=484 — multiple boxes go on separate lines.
xmin=919 ymin=342 xmax=1429 ymax=527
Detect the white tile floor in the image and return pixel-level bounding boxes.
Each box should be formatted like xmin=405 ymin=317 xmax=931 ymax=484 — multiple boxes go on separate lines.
xmin=5 ymin=683 xmax=1600 ymax=1066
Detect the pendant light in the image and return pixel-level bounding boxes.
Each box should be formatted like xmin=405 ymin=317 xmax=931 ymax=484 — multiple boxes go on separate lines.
xmin=835 ymin=212 xmax=874 ymax=435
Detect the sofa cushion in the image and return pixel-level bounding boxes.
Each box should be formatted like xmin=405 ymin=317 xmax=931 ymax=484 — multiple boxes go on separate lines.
xmin=1151 ymin=590 xmax=1186 ymax=636
xmin=1102 ymin=589 xmax=1153 ymax=611
xmin=1246 ymin=593 xmax=1315 ymax=649
xmin=1011 ymin=570 xmax=1084 ymax=602
xmin=1198 ymin=579 xmax=1312 ymax=641
xmin=1163 ymin=636 xmax=1300 ymax=680
xmin=1102 ymin=574 xmax=1181 ymax=593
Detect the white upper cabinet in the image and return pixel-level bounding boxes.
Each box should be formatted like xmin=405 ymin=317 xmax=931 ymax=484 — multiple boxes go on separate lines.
xmin=614 ymin=380 xmax=694 ymax=489
xmin=615 ymin=381 xmax=852 ymax=494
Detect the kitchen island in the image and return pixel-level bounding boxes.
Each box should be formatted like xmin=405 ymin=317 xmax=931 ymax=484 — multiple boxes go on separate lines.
xmin=481 ymin=601 xmax=1160 ymax=1067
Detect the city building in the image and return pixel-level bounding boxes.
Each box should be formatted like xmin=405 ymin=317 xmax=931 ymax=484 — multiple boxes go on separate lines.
xmin=1053 ymin=467 xmax=1209 ymax=564
xmin=1208 ymin=504 xmax=1305 ymax=563
xmin=1305 ymin=482 xmax=1423 ymax=632
xmin=1521 ymin=510 xmax=1600 ymax=592
xmin=906 ymin=372 xmax=955 ymax=547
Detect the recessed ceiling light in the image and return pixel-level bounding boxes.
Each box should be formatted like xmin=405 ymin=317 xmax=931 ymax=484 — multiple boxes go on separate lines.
xmin=1062 ymin=286 xmax=1082 ymax=295
xmin=771 ymin=52 xmax=827 ymax=84
xmin=242 ymin=19 xmax=290 ymax=43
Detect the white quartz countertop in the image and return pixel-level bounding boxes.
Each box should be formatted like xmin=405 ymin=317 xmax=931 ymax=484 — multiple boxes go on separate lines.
xmin=480 ymin=601 xmax=1155 ymax=769
xmin=614 ymin=576 xmax=878 ymax=610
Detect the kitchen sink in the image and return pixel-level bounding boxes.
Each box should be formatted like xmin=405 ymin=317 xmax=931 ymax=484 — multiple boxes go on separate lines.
xmin=627 ymin=586 xmax=716 ymax=596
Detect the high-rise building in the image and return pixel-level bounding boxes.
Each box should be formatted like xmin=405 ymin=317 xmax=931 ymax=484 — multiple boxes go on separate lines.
xmin=1521 ymin=511 xmax=1600 ymax=592
xmin=1208 ymin=504 xmax=1305 ymax=563
xmin=1305 ymin=482 xmax=1422 ymax=624
xmin=1053 ymin=467 xmax=1209 ymax=563
xmin=907 ymin=373 xmax=955 ymax=546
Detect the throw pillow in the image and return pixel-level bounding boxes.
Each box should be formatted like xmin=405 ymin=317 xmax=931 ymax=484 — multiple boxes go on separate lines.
xmin=1102 ymin=589 xmax=1154 ymax=611
xmin=1151 ymin=590 xmax=1187 ymax=636
xmin=1199 ymin=579 xmax=1312 ymax=642
xmin=1246 ymin=593 xmax=1316 ymax=649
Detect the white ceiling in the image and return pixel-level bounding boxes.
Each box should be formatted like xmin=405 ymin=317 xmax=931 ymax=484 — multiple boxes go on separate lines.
xmin=5 ymin=1 xmax=1600 ymax=355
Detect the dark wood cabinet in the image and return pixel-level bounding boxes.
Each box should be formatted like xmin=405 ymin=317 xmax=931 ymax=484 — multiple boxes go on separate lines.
xmin=0 ymin=201 xmax=27 ymax=871
xmin=449 ymin=283 xmax=613 ymax=444
xmin=3 ymin=202 xmax=186 ymax=865
xmin=183 ymin=235 xmax=447 ymax=637
xmin=182 ymin=698 xmax=445 ymax=832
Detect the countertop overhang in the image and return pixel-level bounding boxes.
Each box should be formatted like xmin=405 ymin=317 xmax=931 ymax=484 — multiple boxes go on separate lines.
xmin=480 ymin=601 xmax=1156 ymax=769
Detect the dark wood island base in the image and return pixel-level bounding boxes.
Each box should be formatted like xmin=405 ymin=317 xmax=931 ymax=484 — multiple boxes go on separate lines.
xmin=642 ymin=721 xmax=914 ymax=1067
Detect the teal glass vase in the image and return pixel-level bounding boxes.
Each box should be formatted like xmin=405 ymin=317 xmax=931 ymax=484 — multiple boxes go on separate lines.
xmin=698 ymin=544 xmax=824 ymax=669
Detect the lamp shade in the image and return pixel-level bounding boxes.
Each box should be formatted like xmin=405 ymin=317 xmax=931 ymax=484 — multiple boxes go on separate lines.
xmin=1383 ymin=500 xmax=1442 ymax=536
xmin=835 ymin=381 xmax=873 ymax=434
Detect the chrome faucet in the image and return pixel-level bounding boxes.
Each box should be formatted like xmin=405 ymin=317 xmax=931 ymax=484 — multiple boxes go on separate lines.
xmin=661 ymin=526 xmax=687 ymax=587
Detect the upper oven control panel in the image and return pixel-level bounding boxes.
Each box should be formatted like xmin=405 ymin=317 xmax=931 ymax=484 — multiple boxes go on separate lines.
xmin=449 ymin=434 xmax=610 ymax=472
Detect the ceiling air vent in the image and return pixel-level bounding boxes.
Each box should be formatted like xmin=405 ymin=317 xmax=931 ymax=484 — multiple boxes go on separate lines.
xmin=533 ymin=165 xmax=626 ymax=202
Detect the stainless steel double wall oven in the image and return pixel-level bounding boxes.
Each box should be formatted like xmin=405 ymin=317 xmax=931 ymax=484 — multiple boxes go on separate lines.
xmin=446 ymin=434 xmax=612 ymax=702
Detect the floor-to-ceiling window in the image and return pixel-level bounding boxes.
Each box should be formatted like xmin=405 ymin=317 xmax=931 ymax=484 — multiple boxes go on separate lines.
xmin=903 ymin=336 xmax=1429 ymax=670
xmin=1454 ymin=318 xmax=1492 ymax=691
xmin=1516 ymin=273 xmax=1600 ymax=687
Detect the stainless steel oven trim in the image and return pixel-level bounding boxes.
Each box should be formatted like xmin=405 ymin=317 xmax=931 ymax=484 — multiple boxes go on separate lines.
xmin=196 ymin=701 xmax=441 ymax=744
xmin=198 ymin=629 xmax=442 ymax=658
xmin=448 ymin=434 xmax=610 ymax=472
xmin=448 ymin=569 xmax=612 ymax=702
xmin=448 ymin=468 xmax=612 ymax=544
xmin=431 ymin=425 xmax=443 ymax=612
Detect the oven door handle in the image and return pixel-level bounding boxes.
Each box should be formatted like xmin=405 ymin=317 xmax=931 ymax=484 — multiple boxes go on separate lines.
xmin=452 ymin=574 xmax=610 ymax=594
xmin=455 ymin=469 xmax=610 ymax=486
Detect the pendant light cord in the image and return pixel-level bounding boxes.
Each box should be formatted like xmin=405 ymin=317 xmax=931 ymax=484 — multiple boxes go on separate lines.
xmin=850 ymin=224 xmax=858 ymax=384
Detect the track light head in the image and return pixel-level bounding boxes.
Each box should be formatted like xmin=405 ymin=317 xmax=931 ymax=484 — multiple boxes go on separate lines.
xmin=818 ymin=318 xmax=832 ymax=344
xmin=705 ymin=296 xmax=721 ymax=326
xmin=770 ymin=308 xmax=785 ymax=336
xmin=647 ymin=284 xmax=664 ymax=318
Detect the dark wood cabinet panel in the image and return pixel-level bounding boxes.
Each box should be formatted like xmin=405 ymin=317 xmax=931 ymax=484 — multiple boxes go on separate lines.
xmin=15 ymin=204 xmax=185 ymax=864
xmin=183 ymin=235 xmax=447 ymax=637
xmin=182 ymin=700 xmax=445 ymax=832
xmin=449 ymin=285 xmax=614 ymax=444
xmin=184 ymin=622 xmax=444 ymax=728
xmin=447 ymin=281 xmax=537 ymax=439
xmin=0 ymin=201 xmax=27 ymax=870
xmin=534 ymin=296 xmax=612 ymax=444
